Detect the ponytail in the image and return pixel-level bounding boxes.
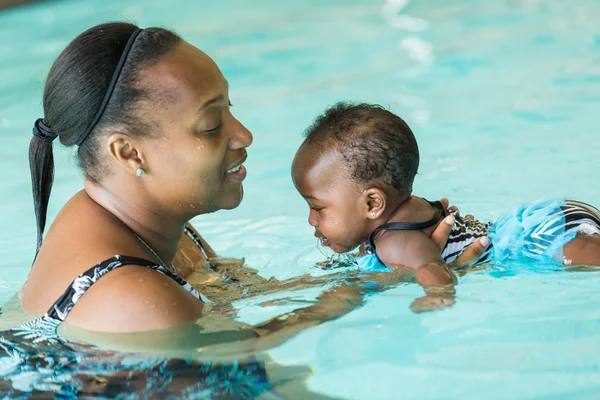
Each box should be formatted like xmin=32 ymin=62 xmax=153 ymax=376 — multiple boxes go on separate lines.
xmin=29 ymin=118 xmax=57 ymax=256
xmin=29 ymin=23 xmax=182 ymax=257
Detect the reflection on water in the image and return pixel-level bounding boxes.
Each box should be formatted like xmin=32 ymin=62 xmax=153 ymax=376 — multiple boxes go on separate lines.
xmin=0 ymin=313 xmax=336 ymax=398
xmin=0 ymin=292 xmax=279 ymax=398
xmin=0 ymin=330 xmax=274 ymax=398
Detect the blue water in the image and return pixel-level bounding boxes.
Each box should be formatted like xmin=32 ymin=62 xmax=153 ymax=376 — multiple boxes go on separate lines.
xmin=1 ymin=0 xmax=600 ymax=398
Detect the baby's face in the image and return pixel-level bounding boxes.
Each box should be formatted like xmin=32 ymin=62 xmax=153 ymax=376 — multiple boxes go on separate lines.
xmin=292 ymin=147 xmax=371 ymax=254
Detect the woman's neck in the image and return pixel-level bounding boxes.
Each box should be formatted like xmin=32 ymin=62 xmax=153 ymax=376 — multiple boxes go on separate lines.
xmin=84 ymin=179 xmax=186 ymax=265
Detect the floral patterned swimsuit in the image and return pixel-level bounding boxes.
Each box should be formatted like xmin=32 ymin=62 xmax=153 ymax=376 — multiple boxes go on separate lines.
xmin=0 ymin=226 xmax=277 ymax=398
xmin=13 ymin=225 xmax=210 ymax=344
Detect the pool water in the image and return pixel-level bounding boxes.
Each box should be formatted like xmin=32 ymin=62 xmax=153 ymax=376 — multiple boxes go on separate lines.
xmin=1 ymin=0 xmax=600 ymax=398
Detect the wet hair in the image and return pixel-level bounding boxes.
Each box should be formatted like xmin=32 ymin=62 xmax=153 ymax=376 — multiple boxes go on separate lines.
xmin=303 ymin=102 xmax=419 ymax=197
xmin=29 ymin=22 xmax=181 ymax=254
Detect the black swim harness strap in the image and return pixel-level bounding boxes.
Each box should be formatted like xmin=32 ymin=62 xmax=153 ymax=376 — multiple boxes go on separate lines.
xmin=365 ymin=200 xmax=446 ymax=254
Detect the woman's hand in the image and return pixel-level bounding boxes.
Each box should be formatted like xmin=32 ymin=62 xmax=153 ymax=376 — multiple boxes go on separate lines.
xmin=208 ymin=257 xmax=246 ymax=272
xmin=430 ymin=198 xmax=490 ymax=268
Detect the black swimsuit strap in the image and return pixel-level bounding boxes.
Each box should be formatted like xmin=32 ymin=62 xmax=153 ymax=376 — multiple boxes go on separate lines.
xmin=366 ymin=200 xmax=446 ymax=254
xmin=45 ymin=255 xmax=206 ymax=323
xmin=184 ymin=223 xmax=209 ymax=260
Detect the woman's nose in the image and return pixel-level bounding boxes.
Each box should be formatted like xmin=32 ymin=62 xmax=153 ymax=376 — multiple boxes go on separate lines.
xmin=229 ymin=116 xmax=253 ymax=150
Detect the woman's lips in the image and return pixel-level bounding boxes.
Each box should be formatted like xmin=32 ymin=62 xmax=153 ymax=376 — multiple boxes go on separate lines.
xmin=226 ymin=164 xmax=247 ymax=181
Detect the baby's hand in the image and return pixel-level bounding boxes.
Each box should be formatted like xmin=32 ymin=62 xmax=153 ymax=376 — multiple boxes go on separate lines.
xmin=415 ymin=262 xmax=456 ymax=286
xmin=410 ymin=294 xmax=455 ymax=313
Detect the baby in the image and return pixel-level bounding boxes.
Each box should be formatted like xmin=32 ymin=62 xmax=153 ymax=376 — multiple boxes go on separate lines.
xmin=292 ymin=102 xmax=600 ymax=288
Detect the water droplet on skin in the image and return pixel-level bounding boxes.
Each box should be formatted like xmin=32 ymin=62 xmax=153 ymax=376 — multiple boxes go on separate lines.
xmin=150 ymin=304 xmax=156 ymax=309
xmin=178 ymin=204 xmax=182 ymax=207
xmin=190 ymin=204 xmax=196 ymax=208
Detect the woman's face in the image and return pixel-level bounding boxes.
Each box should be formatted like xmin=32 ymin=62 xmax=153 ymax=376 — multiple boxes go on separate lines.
xmin=136 ymin=41 xmax=252 ymax=216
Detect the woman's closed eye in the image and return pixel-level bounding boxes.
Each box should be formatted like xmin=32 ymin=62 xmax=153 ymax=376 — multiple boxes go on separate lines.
xmin=311 ymin=206 xmax=324 ymax=212
xmin=204 ymin=123 xmax=222 ymax=135
xmin=203 ymin=102 xmax=231 ymax=134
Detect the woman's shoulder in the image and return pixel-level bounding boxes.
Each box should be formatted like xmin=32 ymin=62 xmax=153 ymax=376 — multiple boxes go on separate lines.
xmin=63 ymin=263 xmax=205 ymax=332
xmin=22 ymin=192 xmax=153 ymax=313
xmin=34 ymin=192 xmax=147 ymax=269
xmin=22 ymin=191 xmax=207 ymax=332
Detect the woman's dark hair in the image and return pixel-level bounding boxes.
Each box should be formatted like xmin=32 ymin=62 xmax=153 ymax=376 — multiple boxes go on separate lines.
xmin=303 ymin=102 xmax=420 ymax=197
xmin=29 ymin=22 xmax=181 ymax=255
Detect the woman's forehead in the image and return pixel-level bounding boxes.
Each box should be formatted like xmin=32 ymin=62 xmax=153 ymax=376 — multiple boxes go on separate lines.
xmin=138 ymin=41 xmax=227 ymax=110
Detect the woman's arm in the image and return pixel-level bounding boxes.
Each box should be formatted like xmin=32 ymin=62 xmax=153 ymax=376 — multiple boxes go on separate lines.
xmin=184 ymin=223 xmax=218 ymax=258
xmin=430 ymin=198 xmax=490 ymax=268
xmin=252 ymin=269 xmax=411 ymax=340
xmin=174 ymin=224 xmax=220 ymax=279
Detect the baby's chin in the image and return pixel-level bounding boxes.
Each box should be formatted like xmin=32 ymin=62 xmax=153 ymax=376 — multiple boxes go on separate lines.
xmin=329 ymin=241 xmax=361 ymax=255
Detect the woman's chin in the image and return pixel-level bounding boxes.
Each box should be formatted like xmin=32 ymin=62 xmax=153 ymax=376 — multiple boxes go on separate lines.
xmin=219 ymin=186 xmax=244 ymax=210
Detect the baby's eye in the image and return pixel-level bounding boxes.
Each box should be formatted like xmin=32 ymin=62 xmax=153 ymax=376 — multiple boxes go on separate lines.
xmin=311 ymin=207 xmax=324 ymax=212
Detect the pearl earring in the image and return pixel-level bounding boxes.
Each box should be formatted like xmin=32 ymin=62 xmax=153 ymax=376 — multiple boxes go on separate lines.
xmin=135 ymin=168 xmax=146 ymax=177
xmin=370 ymin=212 xmax=377 ymax=218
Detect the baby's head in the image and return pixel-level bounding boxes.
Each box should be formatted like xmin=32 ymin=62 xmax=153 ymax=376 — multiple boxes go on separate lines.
xmin=292 ymin=102 xmax=419 ymax=253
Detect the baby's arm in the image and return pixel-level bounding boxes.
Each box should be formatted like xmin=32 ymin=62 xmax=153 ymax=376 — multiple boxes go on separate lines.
xmin=375 ymin=230 xmax=456 ymax=312
xmin=375 ymin=229 xmax=455 ymax=286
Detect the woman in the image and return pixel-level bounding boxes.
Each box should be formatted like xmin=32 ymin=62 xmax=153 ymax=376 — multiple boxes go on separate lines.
xmin=21 ymin=22 xmax=487 ymax=337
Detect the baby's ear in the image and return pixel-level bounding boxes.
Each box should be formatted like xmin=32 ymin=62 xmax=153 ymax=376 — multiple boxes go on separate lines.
xmin=363 ymin=187 xmax=386 ymax=219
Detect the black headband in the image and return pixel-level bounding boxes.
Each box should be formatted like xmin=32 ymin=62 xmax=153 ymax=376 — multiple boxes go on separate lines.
xmin=75 ymin=28 xmax=143 ymax=146
xmin=32 ymin=118 xmax=58 ymax=143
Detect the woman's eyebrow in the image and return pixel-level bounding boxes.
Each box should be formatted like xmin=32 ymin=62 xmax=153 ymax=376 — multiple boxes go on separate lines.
xmin=197 ymin=94 xmax=225 ymax=113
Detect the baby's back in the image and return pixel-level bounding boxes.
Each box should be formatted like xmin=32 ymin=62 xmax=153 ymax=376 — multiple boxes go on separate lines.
xmin=388 ymin=196 xmax=492 ymax=264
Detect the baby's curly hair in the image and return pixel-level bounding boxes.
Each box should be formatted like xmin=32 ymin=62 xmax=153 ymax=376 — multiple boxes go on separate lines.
xmin=303 ymin=102 xmax=419 ymax=197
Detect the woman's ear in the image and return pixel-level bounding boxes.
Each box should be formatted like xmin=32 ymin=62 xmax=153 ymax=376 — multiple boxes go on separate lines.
xmin=362 ymin=187 xmax=386 ymax=219
xmin=106 ymin=133 xmax=146 ymax=175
